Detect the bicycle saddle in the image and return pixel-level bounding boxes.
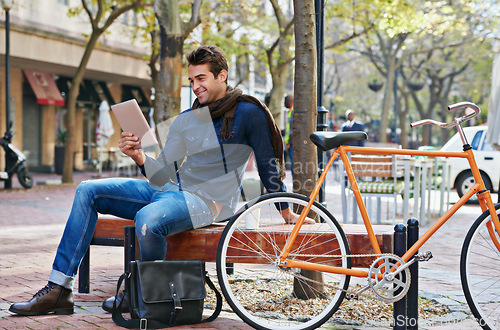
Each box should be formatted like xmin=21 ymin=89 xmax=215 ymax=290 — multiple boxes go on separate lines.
xmin=309 ymin=131 xmax=368 ymax=151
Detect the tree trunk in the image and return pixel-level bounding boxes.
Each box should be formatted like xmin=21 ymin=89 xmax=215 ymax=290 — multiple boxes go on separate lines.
xmin=423 ymin=89 xmax=440 ymax=145
xmin=148 ymin=27 xmax=160 ymax=126
xmin=398 ymin=87 xmax=412 ymax=148
xmin=156 ymin=31 xmax=184 ymax=122
xmin=62 ymin=32 xmax=99 ymax=183
xmin=379 ymin=63 xmax=396 ymax=143
xmin=267 ymin=68 xmax=287 ymax=125
xmin=293 ymin=0 xmax=317 ymax=196
xmin=292 ymin=0 xmax=323 ymax=299
xmin=155 ymin=0 xmax=201 ymax=121
xmin=265 ymin=0 xmax=294 ymax=126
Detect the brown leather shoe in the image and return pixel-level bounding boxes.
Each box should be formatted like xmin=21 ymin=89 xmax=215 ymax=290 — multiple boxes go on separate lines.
xmin=9 ymin=282 xmax=74 ymax=316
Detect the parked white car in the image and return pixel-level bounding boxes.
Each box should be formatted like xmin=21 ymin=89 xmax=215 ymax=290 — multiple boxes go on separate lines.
xmin=440 ymin=126 xmax=499 ymax=201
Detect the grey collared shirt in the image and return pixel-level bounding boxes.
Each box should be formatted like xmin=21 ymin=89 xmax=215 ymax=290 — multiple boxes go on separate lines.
xmin=141 ymin=102 xmax=286 ymax=222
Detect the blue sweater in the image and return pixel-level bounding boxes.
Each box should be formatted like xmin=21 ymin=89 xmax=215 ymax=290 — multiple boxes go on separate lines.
xmin=140 ymin=101 xmax=286 ymax=216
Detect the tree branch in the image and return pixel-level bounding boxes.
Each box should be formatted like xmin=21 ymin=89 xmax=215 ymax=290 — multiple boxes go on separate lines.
xmin=269 ymin=0 xmax=286 ymax=29
xmin=182 ymin=0 xmax=202 ymax=34
xmin=325 ymin=23 xmax=375 ymax=50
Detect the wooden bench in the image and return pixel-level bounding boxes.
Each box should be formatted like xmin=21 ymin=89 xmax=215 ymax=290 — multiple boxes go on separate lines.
xmin=78 ymin=215 xmax=394 ymax=293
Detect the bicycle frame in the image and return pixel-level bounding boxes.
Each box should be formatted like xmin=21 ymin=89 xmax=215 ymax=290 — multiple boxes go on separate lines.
xmin=280 ymin=142 xmax=500 ymax=279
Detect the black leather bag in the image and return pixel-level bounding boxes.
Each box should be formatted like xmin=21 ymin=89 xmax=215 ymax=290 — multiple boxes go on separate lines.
xmin=112 ymin=260 xmax=222 ymax=329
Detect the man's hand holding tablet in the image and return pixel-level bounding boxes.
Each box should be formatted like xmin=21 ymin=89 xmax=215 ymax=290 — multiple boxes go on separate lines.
xmin=111 ymin=99 xmax=159 ymax=166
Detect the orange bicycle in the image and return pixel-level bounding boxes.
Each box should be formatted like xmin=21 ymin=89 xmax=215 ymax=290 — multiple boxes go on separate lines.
xmin=216 ymin=102 xmax=500 ymax=330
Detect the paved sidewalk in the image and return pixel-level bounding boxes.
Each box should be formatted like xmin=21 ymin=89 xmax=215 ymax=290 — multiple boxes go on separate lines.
xmin=0 ymin=168 xmax=492 ymax=329
xmin=0 ymin=170 xmax=253 ymax=330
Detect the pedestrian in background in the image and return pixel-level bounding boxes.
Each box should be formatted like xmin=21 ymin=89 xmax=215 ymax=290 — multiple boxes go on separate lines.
xmin=341 ymin=109 xmax=365 ymax=146
xmin=327 ymin=111 xmax=338 ymax=132
xmin=283 ymin=95 xmax=294 ymax=169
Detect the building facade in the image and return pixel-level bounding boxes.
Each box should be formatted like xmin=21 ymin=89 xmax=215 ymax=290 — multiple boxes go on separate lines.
xmin=0 ymin=0 xmax=152 ymax=172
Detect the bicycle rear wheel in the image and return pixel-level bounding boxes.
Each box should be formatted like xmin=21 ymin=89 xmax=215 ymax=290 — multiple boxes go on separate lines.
xmin=216 ymin=193 xmax=351 ymax=330
xmin=461 ymin=204 xmax=500 ymax=330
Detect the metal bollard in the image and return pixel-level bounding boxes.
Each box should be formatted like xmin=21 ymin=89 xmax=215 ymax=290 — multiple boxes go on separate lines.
xmin=124 ymin=226 xmax=136 ymax=290
xmin=407 ymin=218 xmax=419 ymax=330
xmin=393 ymin=224 xmax=407 ymax=330
xmin=226 ymin=263 xmax=234 ymax=275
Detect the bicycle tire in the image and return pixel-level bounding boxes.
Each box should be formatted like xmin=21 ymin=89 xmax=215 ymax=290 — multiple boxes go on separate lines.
xmin=461 ymin=203 xmax=500 ymax=330
xmin=216 ymin=192 xmax=351 ymax=330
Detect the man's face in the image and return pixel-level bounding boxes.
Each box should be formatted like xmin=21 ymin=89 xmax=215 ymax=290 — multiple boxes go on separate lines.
xmin=347 ymin=113 xmax=354 ymax=121
xmin=188 ymin=63 xmax=228 ymax=105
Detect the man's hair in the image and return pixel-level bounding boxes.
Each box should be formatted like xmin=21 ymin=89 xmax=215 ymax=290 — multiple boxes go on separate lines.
xmin=186 ymin=45 xmax=228 ymax=83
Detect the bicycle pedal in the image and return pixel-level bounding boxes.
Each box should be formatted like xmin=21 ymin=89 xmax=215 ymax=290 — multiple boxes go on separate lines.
xmin=416 ymin=251 xmax=433 ymax=261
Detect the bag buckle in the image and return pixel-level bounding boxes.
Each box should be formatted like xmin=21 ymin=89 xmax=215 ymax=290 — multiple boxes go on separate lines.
xmin=169 ymin=282 xmax=182 ymax=325
xmin=140 ymin=318 xmax=147 ymax=329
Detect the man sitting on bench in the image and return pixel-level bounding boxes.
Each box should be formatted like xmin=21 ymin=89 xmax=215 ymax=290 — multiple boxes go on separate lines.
xmin=9 ymin=45 xmax=314 ymax=316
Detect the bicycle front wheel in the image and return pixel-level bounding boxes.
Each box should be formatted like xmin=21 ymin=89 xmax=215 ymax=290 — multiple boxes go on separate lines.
xmin=461 ymin=204 xmax=500 ymax=330
xmin=216 ymin=193 xmax=351 ymax=330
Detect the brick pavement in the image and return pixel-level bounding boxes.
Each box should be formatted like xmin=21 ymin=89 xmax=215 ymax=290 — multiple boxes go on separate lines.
xmin=0 ymin=170 xmax=253 ymax=330
xmin=0 ymin=168 xmax=492 ymax=329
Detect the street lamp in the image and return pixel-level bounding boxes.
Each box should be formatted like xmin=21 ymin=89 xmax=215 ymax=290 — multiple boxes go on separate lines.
xmin=315 ymin=0 xmax=327 ymax=206
xmin=2 ymin=0 xmax=13 ymax=189
xmin=2 ymin=0 xmax=12 ymax=129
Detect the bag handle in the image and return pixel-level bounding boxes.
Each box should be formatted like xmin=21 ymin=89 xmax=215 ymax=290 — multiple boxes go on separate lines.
xmin=112 ymin=271 xmax=223 ymax=329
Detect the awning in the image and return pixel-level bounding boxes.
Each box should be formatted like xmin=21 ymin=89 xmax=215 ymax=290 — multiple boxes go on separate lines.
xmin=96 ymin=81 xmax=115 ymax=105
xmin=24 ymin=70 xmax=65 ymax=107
xmin=56 ymin=77 xmax=114 ymax=105
xmin=122 ymin=85 xmax=151 ymax=107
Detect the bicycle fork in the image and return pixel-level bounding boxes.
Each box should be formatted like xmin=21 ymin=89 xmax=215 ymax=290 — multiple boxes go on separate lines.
xmin=477 ymin=190 xmax=500 ymax=251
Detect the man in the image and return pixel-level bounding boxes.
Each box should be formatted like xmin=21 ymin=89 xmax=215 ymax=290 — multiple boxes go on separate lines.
xmin=9 ymin=45 xmax=313 ymax=316
xmin=327 ymin=111 xmax=338 ymax=132
xmin=341 ymin=109 xmax=365 ymax=146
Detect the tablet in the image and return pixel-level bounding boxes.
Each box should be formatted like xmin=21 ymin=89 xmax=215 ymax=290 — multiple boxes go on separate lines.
xmin=111 ymin=99 xmax=158 ymax=149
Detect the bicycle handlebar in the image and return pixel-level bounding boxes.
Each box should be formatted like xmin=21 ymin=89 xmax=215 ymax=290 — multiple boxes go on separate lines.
xmin=410 ymin=101 xmax=480 ymax=129
xmin=409 ymin=118 xmax=455 ymax=129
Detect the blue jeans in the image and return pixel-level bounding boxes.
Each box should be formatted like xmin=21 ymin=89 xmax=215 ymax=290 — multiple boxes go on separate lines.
xmin=49 ymin=178 xmax=214 ymax=289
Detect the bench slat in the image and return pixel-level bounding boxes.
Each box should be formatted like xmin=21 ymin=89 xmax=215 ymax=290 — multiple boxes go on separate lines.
xmin=93 ymin=216 xmax=134 ymax=239
xmin=92 ymin=217 xmax=393 ymax=267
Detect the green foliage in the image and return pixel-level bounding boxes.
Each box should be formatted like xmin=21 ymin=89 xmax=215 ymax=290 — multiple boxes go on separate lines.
xmin=319 ymin=0 xmax=499 ymax=145
xmin=193 ymin=0 xmax=291 ymax=73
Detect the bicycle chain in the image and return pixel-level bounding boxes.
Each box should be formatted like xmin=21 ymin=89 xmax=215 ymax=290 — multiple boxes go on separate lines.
xmin=284 ymin=252 xmax=409 ymax=302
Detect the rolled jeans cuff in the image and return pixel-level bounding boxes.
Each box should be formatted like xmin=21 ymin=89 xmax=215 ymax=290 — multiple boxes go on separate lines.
xmin=49 ymin=269 xmax=75 ymax=290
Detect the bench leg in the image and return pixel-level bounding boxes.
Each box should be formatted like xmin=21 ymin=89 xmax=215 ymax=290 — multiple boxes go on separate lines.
xmin=78 ymin=249 xmax=90 ymax=293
